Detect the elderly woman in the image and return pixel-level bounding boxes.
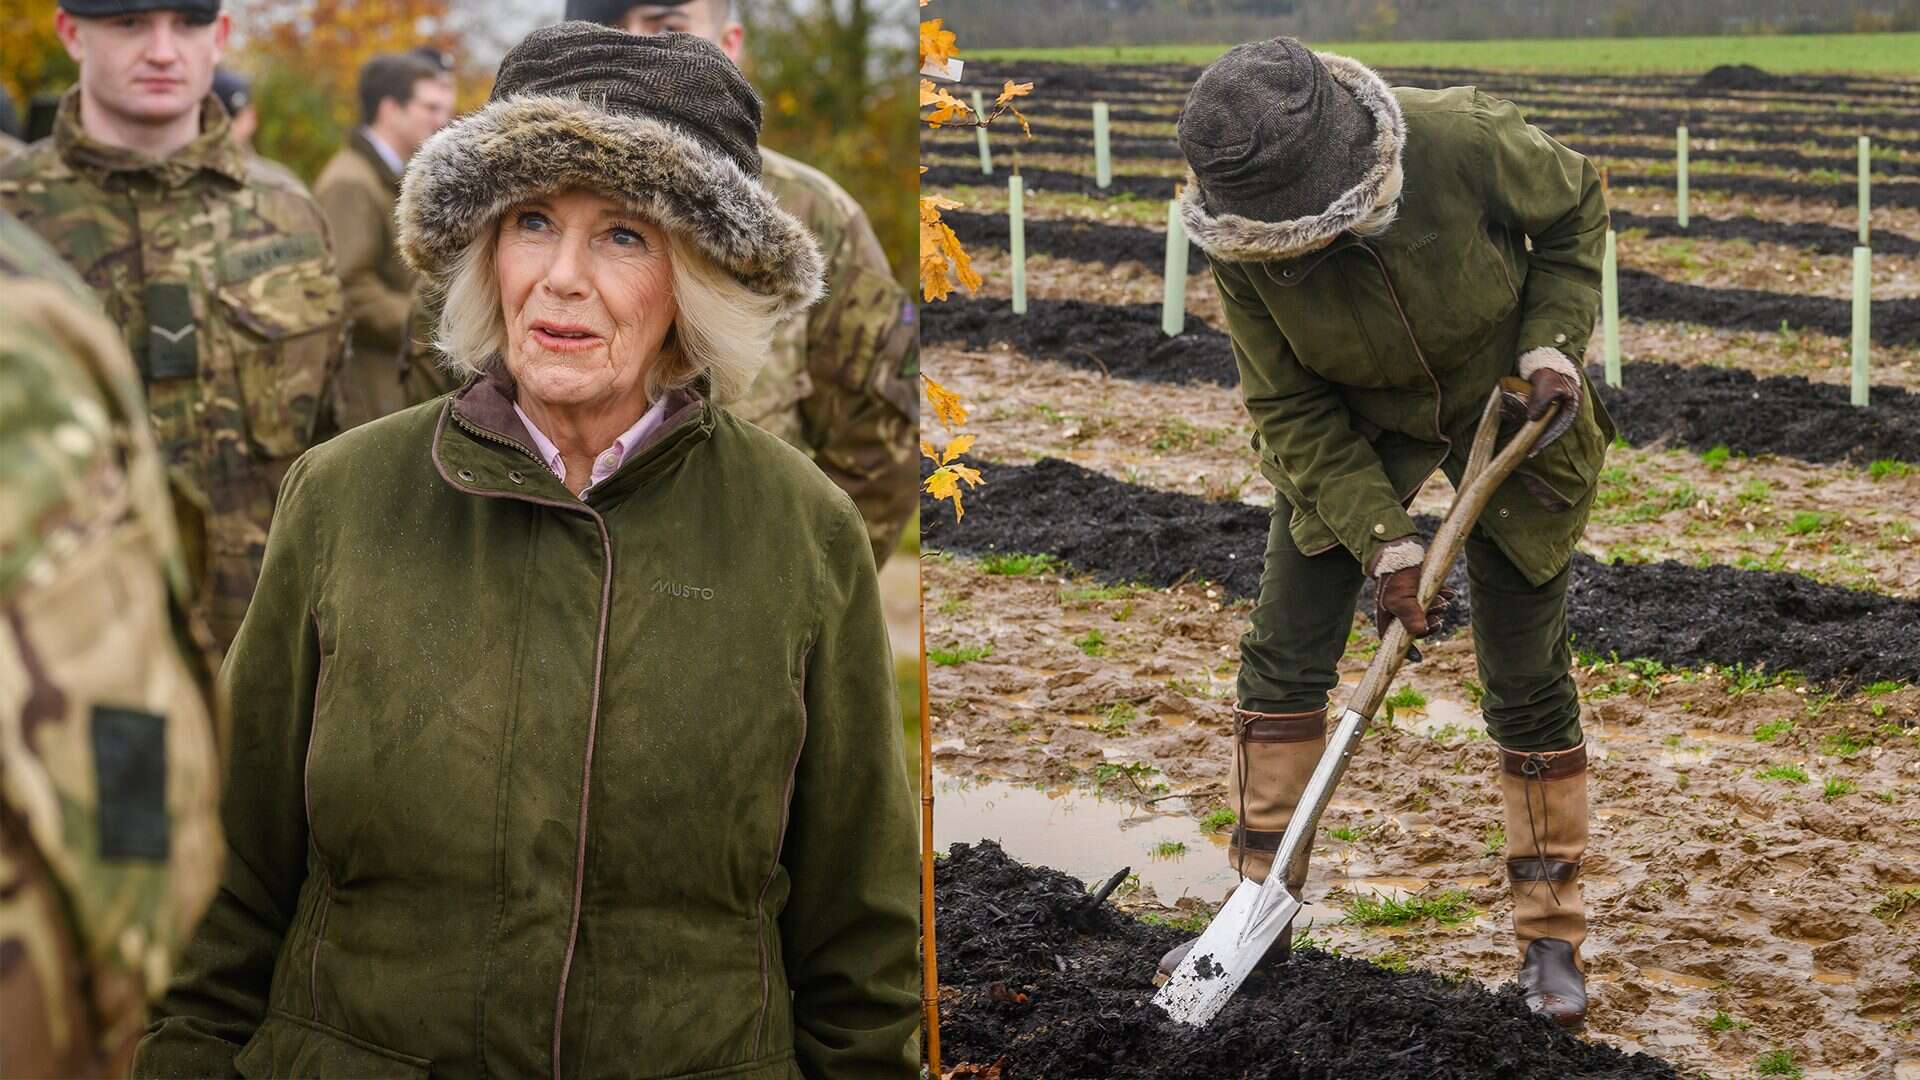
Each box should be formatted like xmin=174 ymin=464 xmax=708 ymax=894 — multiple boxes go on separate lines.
xmin=134 ymin=23 xmax=918 ymax=1080
xmin=1154 ymin=39 xmax=1614 ymax=1027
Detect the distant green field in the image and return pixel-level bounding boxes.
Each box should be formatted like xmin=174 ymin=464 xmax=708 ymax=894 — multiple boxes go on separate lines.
xmin=973 ymin=32 xmax=1920 ymax=75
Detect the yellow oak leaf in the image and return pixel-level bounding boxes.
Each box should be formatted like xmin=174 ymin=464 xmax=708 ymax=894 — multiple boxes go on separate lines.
xmin=940 ymin=433 xmax=977 ymax=464
xmin=919 ymin=18 xmax=958 ymax=69
xmin=922 ymin=375 xmax=970 ymax=432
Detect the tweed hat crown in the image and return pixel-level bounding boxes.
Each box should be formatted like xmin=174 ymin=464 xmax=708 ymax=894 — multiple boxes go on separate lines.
xmin=1176 ymin=39 xmax=1406 ymax=263
xmin=397 ymin=21 xmax=823 ymax=316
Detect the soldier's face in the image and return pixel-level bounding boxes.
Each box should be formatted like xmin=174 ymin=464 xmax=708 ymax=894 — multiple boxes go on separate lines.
xmin=58 ymin=10 xmax=230 ymax=125
xmin=496 ymin=189 xmax=679 ymax=418
xmin=617 ymin=2 xmax=744 ymax=65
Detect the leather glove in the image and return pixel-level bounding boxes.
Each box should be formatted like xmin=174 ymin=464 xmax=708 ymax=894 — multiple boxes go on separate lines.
xmin=1368 ymin=540 xmax=1454 ymax=659
xmin=1509 ymin=349 xmax=1582 ymax=455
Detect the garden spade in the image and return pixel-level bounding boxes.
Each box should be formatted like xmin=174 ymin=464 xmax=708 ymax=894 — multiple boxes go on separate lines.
xmin=1154 ymin=382 xmax=1560 ymax=1027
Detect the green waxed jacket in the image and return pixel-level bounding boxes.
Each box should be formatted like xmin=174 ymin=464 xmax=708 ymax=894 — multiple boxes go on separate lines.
xmin=1213 ymin=87 xmax=1615 ymax=586
xmin=134 ymin=371 xmax=920 ymax=1079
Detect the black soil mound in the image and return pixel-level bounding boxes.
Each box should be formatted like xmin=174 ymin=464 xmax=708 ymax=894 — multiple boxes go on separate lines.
xmin=922 ymin=162 xmax=1181 ymax=200
xmin=921 ymin=296 xmax=1237 ymax=385
xmin=1609 ymin=211 xmax=1920 ymax=258
xmin=1609 ymin=170 xmax=1920 ymax=210
xmin=941 ymin=209 xmax=1203 ymax=270
xmin=937 ymin=840 xmax=1678 ymax=1080
xmin=1615 ymin=268 xmax=1920 ymax=349
xmin=1596 ymin=361 xmax=1920 ymax=465
xmin=923 ymin=296 xmax=1920 ymax=467
xmin=1694 ymin=64 xmax=1781 ymax=92
xmin=923 ymin=457 xmax=1920 ymax=686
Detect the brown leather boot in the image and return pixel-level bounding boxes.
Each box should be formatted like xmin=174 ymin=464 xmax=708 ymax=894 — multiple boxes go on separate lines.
xmin=1499 ymin=742 xmax=1590 ymax=1028
xmin=1155 ymin=705 xmax=1326 ymax=985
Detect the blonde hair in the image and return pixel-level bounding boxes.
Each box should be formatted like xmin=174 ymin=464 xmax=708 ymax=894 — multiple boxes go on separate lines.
xmin=434 ymin=214 xmax=783 ymax=404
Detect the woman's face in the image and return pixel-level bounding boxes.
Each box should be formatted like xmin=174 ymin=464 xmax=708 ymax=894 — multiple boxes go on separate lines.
xmin=496 ymin=188 xmax=677 ymax=414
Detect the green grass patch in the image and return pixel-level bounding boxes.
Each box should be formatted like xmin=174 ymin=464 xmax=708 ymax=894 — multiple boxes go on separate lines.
xmin=1864 ymin=680 xmax=1904 ymax=696
xmin=1073 ymin=629 xmax=1109 ymax=657
xmin=1753 ymin=718 xmax=1794 ymax=743
xmin=1200 ymin=808 xmax=1236 ymax=834
xmin=1786 ymin=511 xmax=1833 ymax=536
xmin=1150 ymin=840 xmax=1188 ymax=858
xmin=930 ymin=643 xmax=993 ymax=666
xmin=973 ymin=33 xmax=1920 ymax=74
xmin=1755 ymin=763 xmax=1809 ymax=784
xmin=1483 ymin=825 xmax=1505 ymax=858
xmin=980 ymin=552 xmax=1059 ymax=576
xmin=1384 ymin=686 xmax=1429 ymax=713
xmin=1060 ymin=581 xmax=1140 ymax=603
xmin=1343 ymin=889 xmax=1476 ymax=928
xmin=1735 ymin=479 xmax=1774 ymax=506
xmin=1138 ymin=909 xmax=1212 ymax=935
xmin=1706 ymin=1010 xmax=1750 ymax=1033
xmin=1820 ymin=730 xmax=1872 ymax=757
xmin=1091 ymin=702 xmax=1137 ymax=735
xmin=1754 ymin=1049 xmax=1803 ymax=1078
xmin=1822 ymin=777 xmax=1857 ymax=802
xmin=1872 ymin=887 xmax=1920 ymax=923
xmin=1370 ymin=950 xmax=1411 ymax=973
xmin=1868 ymin=459 xmax=1914 ymax=481
xmin=1701 ymin=444 xmax=1732 ymax=469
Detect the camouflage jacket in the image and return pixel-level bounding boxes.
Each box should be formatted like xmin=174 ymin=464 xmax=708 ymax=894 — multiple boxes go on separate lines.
xmin=0 ymin=210 xmax=223 ymax=1076
xmin=742 ymin=148 xmax=918 ymax=568
xmin=0 ymin=89 xmax=347 ymax=655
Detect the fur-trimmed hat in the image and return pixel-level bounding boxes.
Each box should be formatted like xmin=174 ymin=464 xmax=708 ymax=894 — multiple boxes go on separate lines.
xmin=1178 ymin=42 xmax=1405 ymax=264
xmin=396 ymin=21 xmax=822 ymax=317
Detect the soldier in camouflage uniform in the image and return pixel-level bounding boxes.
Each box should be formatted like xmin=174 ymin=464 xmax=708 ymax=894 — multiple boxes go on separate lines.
xmin=0 ymin=209 xmax=223 ymax=1077
xmin=0 ymin=0 xmax=347 ymax=660
xmin=553 ymin=0 xmax=919 ymax=568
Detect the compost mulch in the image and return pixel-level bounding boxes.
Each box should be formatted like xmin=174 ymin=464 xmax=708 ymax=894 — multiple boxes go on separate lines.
xmin=936 ymin=839 xmax=1678 ymax=1080
xmin=921 ymin=296 xmax=1236 ymax=385
xmin=922 ymin=457 xmax=1920 ymax=686
xmin=1609 ymin=210 xmax=1920 ymax=257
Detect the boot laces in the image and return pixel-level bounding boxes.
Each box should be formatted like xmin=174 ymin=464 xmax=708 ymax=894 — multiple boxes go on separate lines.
xmin=1520 ymin=753 xmax=1563 ymax=908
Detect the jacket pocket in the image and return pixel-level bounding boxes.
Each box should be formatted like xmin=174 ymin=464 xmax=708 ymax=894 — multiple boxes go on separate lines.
xmin=217 ymin=270 xmax=344 ymax=458
xmin=235 ymin=1009 xmax=431 ymax=1078
xmin=650 ymin=1048 xmax=798 ymax=1080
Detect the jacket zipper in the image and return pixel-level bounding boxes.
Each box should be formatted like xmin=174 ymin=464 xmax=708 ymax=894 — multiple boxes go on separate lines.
xmin=443 ymin=408 xmax=612 ymax=1080
xmin=1356 ymin=241 xmax=1454 ymax=507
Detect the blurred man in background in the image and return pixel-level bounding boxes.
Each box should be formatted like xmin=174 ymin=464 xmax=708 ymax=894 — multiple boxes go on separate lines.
xmin=315 ymin=52 xmax=453 ymax=429
xmin=0 ymin=94 xmax=23 ymax=160
xmin=0 ymin=0 xmax=347 ymax=662
xmin=210 ymin=67 xmax=302 ymax=190
xmin=565 ymin=0 xmax=918 ymax=570
xmin=0 ymin=207 xmax=223 ymax=1079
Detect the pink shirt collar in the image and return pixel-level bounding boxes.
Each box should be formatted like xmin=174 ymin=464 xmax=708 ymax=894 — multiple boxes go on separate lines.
xmin=512 ymin=395 xmax=675 ymax=498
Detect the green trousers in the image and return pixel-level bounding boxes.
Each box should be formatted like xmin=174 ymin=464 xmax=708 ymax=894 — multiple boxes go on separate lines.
xmin=1236 ymin=496 xmax=1583 ymax=753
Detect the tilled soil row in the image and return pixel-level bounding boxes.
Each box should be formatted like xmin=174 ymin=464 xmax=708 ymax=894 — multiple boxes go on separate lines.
xmin=920 ymin=456 xmax=1920 ymax=687
xmin=963 ymin=61 xmax=1920 ymax=105
xmin=923 ymin=157 xmax=1920 ymax=210
xmin=936 ymin=839 xmax=1678 ymax=1080
xmin=939 ymin=204 xmax=1920 ymax=268
xmin=921 ymin=295 xmax=1920 ymax=464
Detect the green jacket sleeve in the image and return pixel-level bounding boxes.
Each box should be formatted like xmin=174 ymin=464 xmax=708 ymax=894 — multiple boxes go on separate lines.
xmin=134 ymin=455 xmax=322 ymax=1077
xmin=1478 ymin=93 xmax=1607 ymax=362
xmin=1216 ymin=259 xmax=1418 ymax=570
xmin=798 ymin=216 xmax=919 ymax=570
xmin=781 ymin=497 xmax=920 ymax=1078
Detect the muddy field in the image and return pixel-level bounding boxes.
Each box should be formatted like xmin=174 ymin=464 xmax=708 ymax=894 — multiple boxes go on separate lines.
xmin=923 ymin=59 xmax=1920 ymax=1080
